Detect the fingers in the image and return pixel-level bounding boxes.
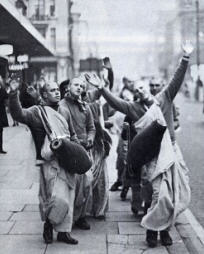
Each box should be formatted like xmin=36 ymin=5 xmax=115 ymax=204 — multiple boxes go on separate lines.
xmin=84 ymin=73 xmax=90 ymax=81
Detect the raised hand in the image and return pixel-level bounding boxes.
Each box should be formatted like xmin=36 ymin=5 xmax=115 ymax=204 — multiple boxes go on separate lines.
xmin=102 ymin=57 xmax=112 ymax=69
xmin=85 ymin=73 xmax=103 ymax=89
xmin=182 ymin=40 xmax=194 ymax=56
xmin=9 ymin=79 xmax=20 ymax=92
xmin=27 ymin=86 xmax=39 ymax=99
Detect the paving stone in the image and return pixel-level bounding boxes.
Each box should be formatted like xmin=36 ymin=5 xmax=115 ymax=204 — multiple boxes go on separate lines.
xmin=24 ymin=204 xmax=39 ymax=212
xmin=167 ymin=241 xmax=189 ymax=254
xmin=0 ymin=221 xmax=14 ymax=234
xmin=182 ymin=237 xmax=204 ymax=254
xmin=0 ymin=212 xmax=12 ymax=221
xmin=0 ymin=235 xmax=45 ymax=254
xmin=0 ymin=204 xmax=24 ymax=212
xmin=0 ymin=189 xmax=38 ymax=204
xmin=175 ymin=213 xmax=190 ymax=226
xmin=118 ymin=222 xmax=145 ymax=235
xmin=46 ymin=234 xmax=106 ymax=254
xmin=108 ymin=243 xmax=143 ymax=254
xmin=176 ymin=224 xmax=194 ymax=238
xmin=10 ymin=212 xmax=40 ymax=221
xmin=108 ymin=193 xmax=131 ymax=212
xmin=73 ymin=221 xmax=118 ymax=235
xmin=176 ymin=224 xmax=204 ymax=253
xmin=128 ymin=235 xmax=147 ymax=248
xmin=107 ymin=234 xmax=128 ymax=245
xmin=169 ymin=226 xmax=182 ymax=242
xmin=106 ymin=212 xmax=139 ymax=222
xmin=143 ymin=246 xmax=169 ymax=253
xmin=0 ymin=181 xmax=32 ymax=190
xmin=10 ymin=221 xmax=43 ymax=235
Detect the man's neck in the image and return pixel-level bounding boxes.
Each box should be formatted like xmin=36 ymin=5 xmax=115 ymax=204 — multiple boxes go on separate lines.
xmin=46 ymin=102 xmax=59 ymax=110
xmin=67 ymin=93 xmax=80 ymax=101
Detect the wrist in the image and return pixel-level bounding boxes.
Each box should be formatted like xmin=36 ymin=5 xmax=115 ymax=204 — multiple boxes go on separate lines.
xmin=182 ymin=55 xmax=190 ymax=61
xmin=98 ymin=82 xmax=104 ymax=90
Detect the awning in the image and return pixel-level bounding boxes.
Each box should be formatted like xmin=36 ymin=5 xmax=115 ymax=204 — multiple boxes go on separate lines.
xmin=0 ymin=0 xmax=54 ymax=57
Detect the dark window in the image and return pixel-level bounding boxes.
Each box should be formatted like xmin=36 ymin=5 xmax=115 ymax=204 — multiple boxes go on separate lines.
xmin=50 ymin=0 xmax=55 ymax=16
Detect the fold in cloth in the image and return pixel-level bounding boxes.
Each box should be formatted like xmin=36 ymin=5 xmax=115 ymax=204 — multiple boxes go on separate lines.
xmin=133 ymin=103 xmax=190 ymax=231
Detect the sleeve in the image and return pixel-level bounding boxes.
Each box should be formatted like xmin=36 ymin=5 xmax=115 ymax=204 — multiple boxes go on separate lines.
xmin=101 ymin=87 xmax=132 ymax=115
xmin=86 ymin=106 xmax=96 ymax=142
xmin=9 ymin=91 xmax=36 ymax=125
xmin=108 ymin=68 xmax=114 ymax=90
xmin=163 ymin=56 xmax=189 ymax=102
xmin=58 ymin=105 xmax=80 ymax=143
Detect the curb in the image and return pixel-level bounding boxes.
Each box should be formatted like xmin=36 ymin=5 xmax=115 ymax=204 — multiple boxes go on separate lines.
xmin=184 ymin=209 xmax=204 ymax=245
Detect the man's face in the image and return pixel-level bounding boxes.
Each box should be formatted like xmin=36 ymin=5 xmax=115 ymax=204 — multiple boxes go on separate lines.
xmin=69 ymin=79 xmax=85 ymax=98
xmin=121 ymin=89 xmax=133 ymax=101
xmin=134 ymin=82 xmax=151 ymax=102
xmin=46 ymin=82 xmax=61 ymax=104
xmin=149 ymin=82 xmax=163 ymax=96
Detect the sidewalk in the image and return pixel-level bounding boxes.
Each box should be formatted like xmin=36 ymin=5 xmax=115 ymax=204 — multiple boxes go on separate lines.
xmin=0 ymin=125 xmax=204 ymax=254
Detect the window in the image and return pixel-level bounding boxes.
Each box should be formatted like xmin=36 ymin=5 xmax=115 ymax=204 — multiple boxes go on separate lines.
xmin=50 ymin=28 xmax=56 ymax=50
xmin=34 ymin=0 xmax=45 ymax=19
xmin=50 ymin=0 xmax=55 ymax=17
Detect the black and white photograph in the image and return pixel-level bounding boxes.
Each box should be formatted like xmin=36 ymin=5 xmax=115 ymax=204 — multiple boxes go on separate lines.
xmin=0 ymin=0 xmax=204 ymax=253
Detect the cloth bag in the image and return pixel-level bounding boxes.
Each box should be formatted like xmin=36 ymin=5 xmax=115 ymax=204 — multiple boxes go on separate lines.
xmin=128 ymin=120 xmax=166 ymax=174
xmin=38 ymin=106 xmax=92 ymax=174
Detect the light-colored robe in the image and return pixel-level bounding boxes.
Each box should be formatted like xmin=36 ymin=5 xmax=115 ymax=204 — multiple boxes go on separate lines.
xmin=133 ymin=103 xmax=190 ymax=231
xmin=39 ymin=106 xmax=75 ymax=233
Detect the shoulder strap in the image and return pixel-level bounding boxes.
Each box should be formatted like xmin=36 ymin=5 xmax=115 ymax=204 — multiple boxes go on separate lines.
xmin=38 ymin=106 xmax=54 ymax=141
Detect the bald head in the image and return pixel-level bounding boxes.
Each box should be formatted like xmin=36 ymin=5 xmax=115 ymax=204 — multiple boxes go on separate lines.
xmin=69 ymin=77 xmax=86 ymax=98
xmin=42 ymin=81 xmax=61 ymax=104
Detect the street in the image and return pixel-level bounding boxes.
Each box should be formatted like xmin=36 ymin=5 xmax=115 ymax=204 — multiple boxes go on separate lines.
xmin=176 ymin=93 xmax=204 ymax=227
xmin=0 ymin=94 xmax=204 ymax=253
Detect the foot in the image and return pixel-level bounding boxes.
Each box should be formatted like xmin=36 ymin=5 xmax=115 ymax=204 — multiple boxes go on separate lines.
xmin=146 ymin=230 xmax=158 ymax=248
xmin=43 ymin=220 xmax=53 ymax=244
xmin=160 ymin=230 xmax=173 ymax=246
xmin=94 ymin=215 xmax=105 ymax=220
xmin=75 ymin=217 xmax=90 ymax=230
xmin=57 ymin=232 xmax=78 ymax=245
xmin=131 ymin=207 xmax=138 ymax=216
xmin=0 ymin=150 xmax=7 ymax=154
xmin=131 ymin=185 xmax=142 ymax=212
xmin=110 ymin=181 xmax=122 ymax=191
xmin=120 ymin=187 xmax=129 ymax=201
xmin=144 ymin=202 xmax=151 ymax=215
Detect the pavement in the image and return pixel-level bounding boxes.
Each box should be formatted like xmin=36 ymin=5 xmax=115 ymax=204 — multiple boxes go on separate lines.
xmin=0 ymin=113 xmax=204 ymax=254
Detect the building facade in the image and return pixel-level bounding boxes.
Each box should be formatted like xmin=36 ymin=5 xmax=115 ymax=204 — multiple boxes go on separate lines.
xmin=0 ymin=0 xmax=54 ymax=83
xmin=156 ymin=0 xmax=204 ymax=81
xmin=25 ymin=0 xmax=73 ymax=83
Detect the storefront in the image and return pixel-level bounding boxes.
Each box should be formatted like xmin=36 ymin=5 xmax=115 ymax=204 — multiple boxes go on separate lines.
xmin=0 ymin=0 xmax=54 ymax=83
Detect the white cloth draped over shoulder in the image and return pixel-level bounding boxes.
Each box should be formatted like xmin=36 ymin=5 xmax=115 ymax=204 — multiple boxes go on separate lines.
xmin=133 ymin=102 xmax=191 ymax=231
xmin=39 ymin=106 xmax=75 ymax=232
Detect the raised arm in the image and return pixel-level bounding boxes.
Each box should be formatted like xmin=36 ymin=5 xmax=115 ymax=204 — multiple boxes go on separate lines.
xmin=85 ymin=73 xmax=131 ymax=115
xmin=163 ymin=41 xmax=194 ymax=102
xmin=8 ymin=80 xmax=35 ymax=125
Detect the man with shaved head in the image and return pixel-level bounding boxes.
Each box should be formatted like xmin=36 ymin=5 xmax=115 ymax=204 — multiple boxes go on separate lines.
xmin=86 ymin=41 xmax=193 ymax=248
xmin=8 ymin=80 xmax=79 ymax=245
xmin=59 ymin=76 xmax=96 ymax=230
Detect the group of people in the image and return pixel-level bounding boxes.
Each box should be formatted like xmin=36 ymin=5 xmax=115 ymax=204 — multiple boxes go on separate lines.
xmin=0 ymin=40 xmax=193 ymax=248
xmin=85 ymin=40 xmax=193 ymax=247
xmin=7 ymin=71 xmax=113 ymax=245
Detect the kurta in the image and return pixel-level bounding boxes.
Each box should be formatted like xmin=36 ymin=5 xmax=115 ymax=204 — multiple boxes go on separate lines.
xmin=9 ymin=91 xmax=76 ymax=232
xmin=59 ymin=96 xmax=96 ymax=221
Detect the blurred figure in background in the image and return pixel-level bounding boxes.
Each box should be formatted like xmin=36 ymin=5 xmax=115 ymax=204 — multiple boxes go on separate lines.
xmin=59 ymin=79 xmax=70 ymax=99
xmin=0 ymin=75 xmax=8 ymax=154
